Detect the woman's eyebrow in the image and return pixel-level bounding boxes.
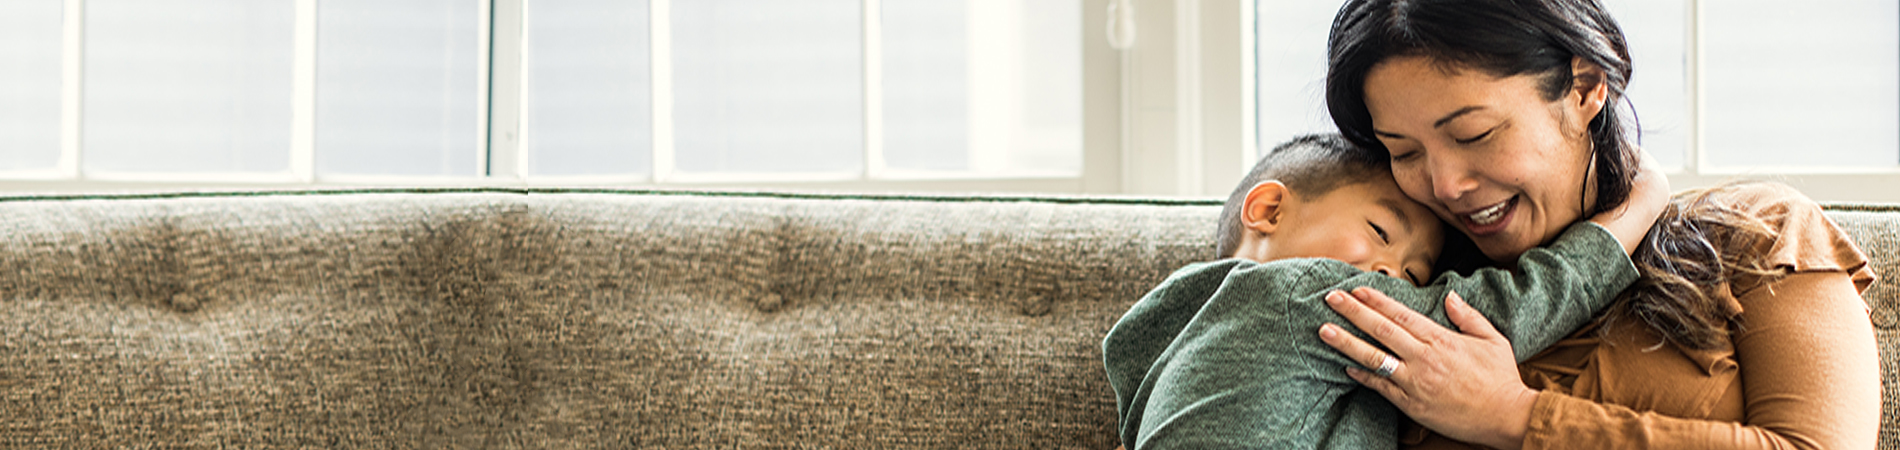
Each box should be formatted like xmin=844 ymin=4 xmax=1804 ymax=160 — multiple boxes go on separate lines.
xmin=1371 ymin=105 xmax=1489 ymax=139
xmin=1432 ymin=106 xmax=1487 ymax=128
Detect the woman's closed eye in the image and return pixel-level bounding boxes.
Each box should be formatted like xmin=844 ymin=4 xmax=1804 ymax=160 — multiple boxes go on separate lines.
xmin=1454 ymin=128 xmax=1495 ymax=145
xmin=1389 ymin=149 xmax=1422 ymax=163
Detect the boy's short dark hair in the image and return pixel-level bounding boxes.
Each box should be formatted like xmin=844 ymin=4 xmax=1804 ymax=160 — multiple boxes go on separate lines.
xmin=1215 ymin=133 xmax=1392 ymax=259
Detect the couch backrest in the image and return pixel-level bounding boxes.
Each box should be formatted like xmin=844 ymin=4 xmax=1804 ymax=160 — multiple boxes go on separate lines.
xmin=0 ymin=190 xmax=1214 ymax=448
xmin=0 ymin=190 xmax=1893 ymax=448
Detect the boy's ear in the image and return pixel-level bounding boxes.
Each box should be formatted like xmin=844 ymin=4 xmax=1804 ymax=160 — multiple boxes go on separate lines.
xmin=1242 ymin=181 xmax=1292 ymax=235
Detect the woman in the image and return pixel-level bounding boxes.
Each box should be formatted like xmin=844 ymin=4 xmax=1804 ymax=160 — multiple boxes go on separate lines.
xmin=1314 ymin=0 xmax=1880 ymax=448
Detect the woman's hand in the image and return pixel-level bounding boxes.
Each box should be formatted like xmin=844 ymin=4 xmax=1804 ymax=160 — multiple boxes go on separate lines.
xmin=1317 ymin=287 xmax=1539 ymax=450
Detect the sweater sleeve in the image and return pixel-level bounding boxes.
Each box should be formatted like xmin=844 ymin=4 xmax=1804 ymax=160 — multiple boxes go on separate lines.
xmin=1427 ymin=221 xmax=1640 ymax=361
xmin=1520 ymin=184 xmax=1881 ymax=450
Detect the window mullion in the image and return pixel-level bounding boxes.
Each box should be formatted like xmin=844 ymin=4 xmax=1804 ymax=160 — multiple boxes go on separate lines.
xmin=475 ymin=0 xmax=495 ymax=178
xmin=291 ymin=0 xmax=316 ymax=182
xmin=650 ymin=0 xmax=675 ymax=183
xmin=1082 ymin=0 xmax=1125 ymax=194
xmin=1685 ymin=0 xmax=1704 ymax=176
xmin=487 ymin=0 xmax=525 ymax=180
xmin=1239 ymin=0 xmax=1257 ymax=170
xmin=863 ymin=0 xmax=885 ymax=180
xmin=59 ymin=0 xmax=82 ymax=180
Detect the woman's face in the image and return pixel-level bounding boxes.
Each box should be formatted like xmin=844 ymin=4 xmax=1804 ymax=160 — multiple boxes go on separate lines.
xmin=1362 ymin=56 xmax=1607 ymax=262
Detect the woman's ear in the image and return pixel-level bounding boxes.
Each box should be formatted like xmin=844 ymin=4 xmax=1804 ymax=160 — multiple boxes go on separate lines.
xmin=1242 ymin=181 xmax=1293 ymax=235
xmin=1570 ymin=57 xmax=1610 ymax=118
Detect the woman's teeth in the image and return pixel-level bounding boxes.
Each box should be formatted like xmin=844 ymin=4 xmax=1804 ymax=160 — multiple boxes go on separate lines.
xmin=1467 ymin=198 xmax=1511 ymax=225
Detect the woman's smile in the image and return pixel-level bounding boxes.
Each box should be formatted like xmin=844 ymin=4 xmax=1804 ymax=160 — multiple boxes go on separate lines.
xmin=1362 ymin=56 xmax=1603 ymax=261
xmin=1455 ymin=195 xmax=1518 ymax=236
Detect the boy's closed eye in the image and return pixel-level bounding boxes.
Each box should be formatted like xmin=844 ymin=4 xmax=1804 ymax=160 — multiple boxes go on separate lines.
xmin=1369 ymin=221 xmax=1391 ymax=244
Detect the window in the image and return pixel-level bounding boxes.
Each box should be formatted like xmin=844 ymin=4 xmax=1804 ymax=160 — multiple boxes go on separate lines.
xmin=318 ymin=0 xmax=483 ymax=178
xmin=6 ymin=0 xmax=1092 ymax=192
xmin=0 ymin=1 xmax=65 ymax=174
xmin=1252 ymin=0 xmax=1900 ymax=202
xmin=1702 ymin=0 xmax=1897 ymax=169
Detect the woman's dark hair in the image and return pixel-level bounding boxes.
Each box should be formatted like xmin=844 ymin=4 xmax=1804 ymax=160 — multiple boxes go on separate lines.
xmin=1620 ymin=184 xmax=1782 ymax=349
xmin=1326 ymin=0 xmax=1637 ymax=221
xmin=1324 ymin=0 xmax=1769 ymax=349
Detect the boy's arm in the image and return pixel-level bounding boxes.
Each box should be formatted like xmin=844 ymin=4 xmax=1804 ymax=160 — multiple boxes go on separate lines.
xmin=1589 ymin=150 xmax=1671 ymax=255
xmin=1424 ymin=153 xmax=1669 ymax=360
xmin=1102 ymin=260 xmax=1248 ymax=450
xmin=1329 ymin=221 xmax=1636 ymax=363
xmin=1432 ymin=222 xmax=1635 ymax=361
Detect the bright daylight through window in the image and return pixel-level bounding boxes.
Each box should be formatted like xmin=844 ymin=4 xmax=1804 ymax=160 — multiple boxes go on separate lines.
xmin=1254 ymin=0 xmax=1900 ymax=199
xmin=0 ymin=0 xmax=1082 ymax=188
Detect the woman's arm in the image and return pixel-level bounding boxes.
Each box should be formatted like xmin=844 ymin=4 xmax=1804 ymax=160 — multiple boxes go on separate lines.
xmin=1320 ymin=269 xmax=1879 ymax=449
xmin=1515 ymin=270 xmax=1879 ymax=449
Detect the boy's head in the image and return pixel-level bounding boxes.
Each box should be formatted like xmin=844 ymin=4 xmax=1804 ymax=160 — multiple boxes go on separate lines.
xmin=1217 ymin=133 xmax=1445 ymax=285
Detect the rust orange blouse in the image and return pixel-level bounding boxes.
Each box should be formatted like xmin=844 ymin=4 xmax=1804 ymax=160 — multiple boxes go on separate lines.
xmin=1402 ymin=182 xmax=1882 ymax=449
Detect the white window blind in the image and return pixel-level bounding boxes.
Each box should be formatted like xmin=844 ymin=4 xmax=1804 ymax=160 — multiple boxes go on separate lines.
xmin=883 ymin=0 xmax=969 ymax=171
xmin=1251 ymin=0 xmax=1336 ymax=155
xmin=4 ymin=0 xmax=1086 ymax=191
xmin=0 ymin=1 xmax=63 ymax=173
xmin=671 ymin=0 xmax=864 ymax=175
xmin=317 ymin=0 xmax=482 ymax=177
xmin=1601 ymin=0 xmax=1688 ymax=170
xmin=1002 ymin=0 xmax=1083 ymax=174
xmin=1703 ymin=0 xmax=1898 ymax=168
xmin=85 ymin=0 xmax=294 ymax=175
xmin=521 ymin=0 xmax=651 ymax=177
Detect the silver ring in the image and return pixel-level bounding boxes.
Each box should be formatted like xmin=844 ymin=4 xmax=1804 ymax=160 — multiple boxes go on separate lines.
xmin=1373 ymin=354 xmax=1399 ymax=378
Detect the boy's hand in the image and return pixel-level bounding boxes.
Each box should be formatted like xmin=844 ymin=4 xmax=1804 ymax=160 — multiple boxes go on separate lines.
xmin=1589 ymin=150 xmax=1669 ymax=255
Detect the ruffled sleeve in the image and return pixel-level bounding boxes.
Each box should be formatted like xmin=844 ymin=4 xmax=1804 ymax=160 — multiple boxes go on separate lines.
xmin=1710 ymin=182 xmax=1877 ymax=297
xmin=1514 ymin=181 xmax=1883 ymax=450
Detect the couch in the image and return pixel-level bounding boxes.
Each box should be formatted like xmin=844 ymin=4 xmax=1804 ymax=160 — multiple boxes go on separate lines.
xmin=0 ymin=188 xmax=1894 ymax=448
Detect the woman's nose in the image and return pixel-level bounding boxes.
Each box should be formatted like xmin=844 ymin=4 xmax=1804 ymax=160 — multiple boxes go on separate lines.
xmin=1427 ymin=152 xmax=1480 ymax=202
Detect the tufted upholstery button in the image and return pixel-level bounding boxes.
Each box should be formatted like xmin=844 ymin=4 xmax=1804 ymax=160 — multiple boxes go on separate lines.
xmin=757 ymin=293 xmax=784 ymax=313
xmin=1019 ymin=295 xmax=1051 ymax=317
xmin=169 ymin=292 xmax=199 ymax=313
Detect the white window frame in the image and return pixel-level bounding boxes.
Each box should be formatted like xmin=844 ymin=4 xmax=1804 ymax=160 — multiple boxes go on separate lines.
xmin=1665 ymin=0 xmax=1900 ymax=203
xmin=1148 ymin=0 xmax=1900 ymax=202
xmin=12 ymin=0 xmax=1896 ymax=201
xmin=0 ymin=0 xmax=1126 ymax=196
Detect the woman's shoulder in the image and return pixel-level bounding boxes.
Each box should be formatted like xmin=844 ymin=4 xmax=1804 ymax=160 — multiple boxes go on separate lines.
xmin=1677 ymin=180 xmax=1874 ymax=295
xmin=1680 ymin=180 xmax=1817 ymax=218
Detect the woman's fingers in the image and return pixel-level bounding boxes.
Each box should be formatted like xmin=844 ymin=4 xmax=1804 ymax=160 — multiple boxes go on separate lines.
xmin=1326 ymin=288 xmax=1539 ymax=448
xmin=1318 ymin=322 xmax=1404 ymax=379
xmin=1443 ymin=291 xmax=1503 ymax=339
xmin=1348 ymin=286 xmax=1463 ymax=345
xmin=1345 ymin=366 xmax=1411 ymax=406
xmin=1325 ymin=288 xmax=1427 ymax=356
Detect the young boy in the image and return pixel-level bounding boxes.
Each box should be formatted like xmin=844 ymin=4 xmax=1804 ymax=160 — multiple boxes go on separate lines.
xmin=1103 ymin=134 xmax=1666 ymax=450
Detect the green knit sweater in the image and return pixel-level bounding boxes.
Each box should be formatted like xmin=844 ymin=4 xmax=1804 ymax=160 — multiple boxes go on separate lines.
xmin=1103 ymin=222 xmax=1639 ymax=450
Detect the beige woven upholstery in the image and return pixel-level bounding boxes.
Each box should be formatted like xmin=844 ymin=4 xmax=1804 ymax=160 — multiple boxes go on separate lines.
xmin=0 ymin=189 xmax=1892 ymax=448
